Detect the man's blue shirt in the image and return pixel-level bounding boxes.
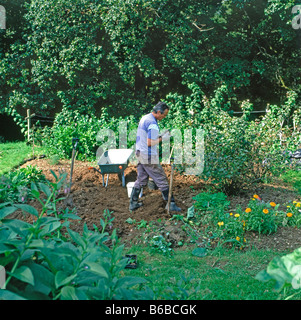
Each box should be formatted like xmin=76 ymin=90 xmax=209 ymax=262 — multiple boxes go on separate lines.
xmin=136 ymin=113 xmax=160 ymax=156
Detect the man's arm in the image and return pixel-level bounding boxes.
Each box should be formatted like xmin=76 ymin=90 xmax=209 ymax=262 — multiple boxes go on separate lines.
xmin=147 ymin=130 xmax=171 ymax=146
xmin=147 ymin=137 xmax=162 ymax=147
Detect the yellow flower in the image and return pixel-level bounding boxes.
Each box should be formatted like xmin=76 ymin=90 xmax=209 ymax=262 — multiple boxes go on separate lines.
xmin=287 ymin=212 xmax=293 ymax=218
xmin=234 ymin=213 xmax=240 ymax=218
xmin=295 ymin=202 xmax=301 ymax=208
xmin=236 ymin=236 xmax=240 ymax=241
xmin=243 ymin=238 xmax=247 ymax=242
xmin=229 ymin=212 xmax=233 ymax=216
xmin=263 ymin=209 xmax=269 ymax=214
xmin=245 ymin=208 xmax=252 ymax=213
xmin=217 ymin=221 xmax=224 ymax=227
xmin=253 ymin=194 xmax=260 ymax=200
xmin=270 ymin=202 xmax=276 ymax=207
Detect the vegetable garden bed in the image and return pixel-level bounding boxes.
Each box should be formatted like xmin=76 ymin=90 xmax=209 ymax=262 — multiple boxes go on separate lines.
xmin=9 ymin=158 xmax=301 ymax=253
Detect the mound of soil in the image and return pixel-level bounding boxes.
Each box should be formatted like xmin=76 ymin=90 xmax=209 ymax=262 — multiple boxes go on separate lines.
xmin=18 ymin=158 xmax=301 ymax=252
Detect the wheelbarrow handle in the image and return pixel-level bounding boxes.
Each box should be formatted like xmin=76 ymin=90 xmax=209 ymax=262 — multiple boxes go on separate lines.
xmin=88 ymin=167 xmax=102 ymax=175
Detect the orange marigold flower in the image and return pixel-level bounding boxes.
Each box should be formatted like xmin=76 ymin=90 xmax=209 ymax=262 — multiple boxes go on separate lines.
xmin=287 ymin=212 xmax=293 ymax=218
xmin=263 ymin=209 xmax=269 ymax=214
xmin=253 ymin=194 xmax=261 ymax=200
xmin=270 ymin=202 xmax=276 ymax=207
xmin=245 ymin=208 xmax=252 ymax=213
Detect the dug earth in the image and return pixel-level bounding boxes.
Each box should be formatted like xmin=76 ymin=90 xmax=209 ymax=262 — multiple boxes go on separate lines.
xmin=15 ymin=158 xmax=301 ymax=252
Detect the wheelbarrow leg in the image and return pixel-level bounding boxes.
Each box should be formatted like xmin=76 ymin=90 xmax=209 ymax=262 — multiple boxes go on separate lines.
xmin=122 ymin=171 xmax=125 ymax=187
xmin=102 ymin=174 xmax=109 ymax=187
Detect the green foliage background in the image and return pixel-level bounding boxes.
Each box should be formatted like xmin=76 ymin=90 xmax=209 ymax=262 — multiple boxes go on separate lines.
xmin=0 ymin=0 xmax=300 ymax=194
xmin=0 ymin=0 xmax=300 ymax=120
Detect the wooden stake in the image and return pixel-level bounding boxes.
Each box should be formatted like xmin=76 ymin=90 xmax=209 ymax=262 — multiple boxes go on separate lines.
xmin=27 ymin=109 xmax=30 ymax=142
xmin=25 ymin=109 xmax=36 ymax=143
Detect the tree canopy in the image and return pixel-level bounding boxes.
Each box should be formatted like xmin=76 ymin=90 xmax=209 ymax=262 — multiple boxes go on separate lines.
xmin=0 ymin=0 xmax=300 ymax=119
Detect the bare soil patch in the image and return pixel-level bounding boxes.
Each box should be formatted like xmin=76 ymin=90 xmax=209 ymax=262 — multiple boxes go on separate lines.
xmin=16 ymin=158 xmax=301 ymax=252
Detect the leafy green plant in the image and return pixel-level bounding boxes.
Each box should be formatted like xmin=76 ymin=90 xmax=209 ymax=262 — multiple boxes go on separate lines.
xmin=93 ymin=209 xmax=115 ymax=234
xmin=164 ymin=85 xmax=300 ymax=195
xmin=42 ymin=107 xmax=139 ymax=161
xmin=0 ymin=172 xmax=152 ymax=300
xmin=192 ymin=192 xmax=230 ymax=213
xmin=256 ymin=247 xmax=301 ymax=299
xmin=149 ymin=235 xmax=173 ymax=257
xmin=42 ymin=108 xmax=102 ymax=160
xmin=137 ymin=219 xmax=148 ymax=229
xmin=0 ymin=165 xmax=46 ymax=204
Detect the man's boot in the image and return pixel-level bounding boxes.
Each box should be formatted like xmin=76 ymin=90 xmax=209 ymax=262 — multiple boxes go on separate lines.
xmin=161 ymin=189 xmax=182 ymax=212
xmin=129 ymin=187 xmax=143 ymax=211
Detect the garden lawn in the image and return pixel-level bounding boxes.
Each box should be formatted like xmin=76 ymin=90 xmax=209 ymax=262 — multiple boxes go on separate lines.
xmin=124 ymin=245 xmax=301 ymax=300
xmin=0 ymin=141 xmax=44 ymax=175
xmin=281 ymin=170 xmax=301 ymax=196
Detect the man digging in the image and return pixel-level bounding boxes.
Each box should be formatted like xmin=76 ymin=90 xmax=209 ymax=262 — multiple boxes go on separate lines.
xmin=129 ymin=101 xmax=181 ymax=212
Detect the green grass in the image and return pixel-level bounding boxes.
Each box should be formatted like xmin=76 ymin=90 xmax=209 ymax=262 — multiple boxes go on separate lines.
xmin=0 ymin=141 xmax=44 ymax=175
xmin=124 ymin=244 xmax=301 ymax=300
xmin=281 ymin=170 xmax=301 ymax=196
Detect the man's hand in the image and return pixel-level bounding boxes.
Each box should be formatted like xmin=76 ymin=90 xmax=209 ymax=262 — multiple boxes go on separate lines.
xmin=160 ymin=130 xmax=171 ymax=142
xmin=148 ymin=130 xmax=171 ymax=146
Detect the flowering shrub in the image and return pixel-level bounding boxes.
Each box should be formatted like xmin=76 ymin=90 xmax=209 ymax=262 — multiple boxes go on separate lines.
xmin=216 ymin=211 xmax=246 ymax=247
xmin=192 ymin=192 xmax=246 ymax=248
xmin=242 ymin=195 xmax=280 ymax=234
xmin=283 ymin=201 xmax=301 ymax=227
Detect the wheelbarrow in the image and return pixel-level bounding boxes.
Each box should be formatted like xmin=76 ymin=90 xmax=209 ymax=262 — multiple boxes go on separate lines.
xmin=89 ymin=149 xmax=133 ymax=187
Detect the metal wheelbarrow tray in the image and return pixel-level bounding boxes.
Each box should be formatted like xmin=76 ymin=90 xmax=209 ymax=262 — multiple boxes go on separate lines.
xmin=96 ymin=149 xmax=133 ymax=187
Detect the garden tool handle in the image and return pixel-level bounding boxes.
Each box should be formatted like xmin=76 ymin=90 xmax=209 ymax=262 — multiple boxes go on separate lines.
xmin=167 ymin=162 xmax=174 ymax=216
xmin=72 ymin=137 xmax=79 ymax=149
xmin=167 ymin=144 xmax=175 ymax=216
xmin=168 ymin=144 xmax=175 ymax=164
